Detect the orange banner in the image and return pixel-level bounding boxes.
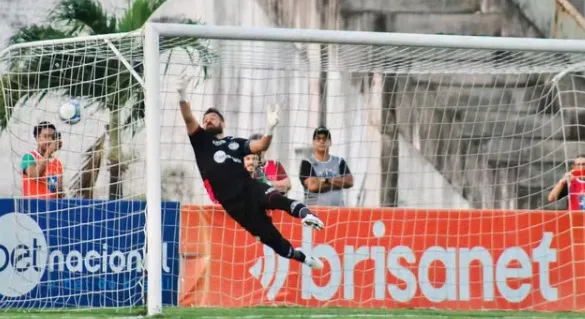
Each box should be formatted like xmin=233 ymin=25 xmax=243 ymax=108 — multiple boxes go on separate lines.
xmin=179 ymin=206 xmax=585 ymax=311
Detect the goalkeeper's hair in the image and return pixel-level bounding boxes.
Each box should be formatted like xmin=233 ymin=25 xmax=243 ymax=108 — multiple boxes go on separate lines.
xmin=249 ymin=133 xmax=263 ymax=140
xmin=204 ymin=108 xmax=225 ymax=122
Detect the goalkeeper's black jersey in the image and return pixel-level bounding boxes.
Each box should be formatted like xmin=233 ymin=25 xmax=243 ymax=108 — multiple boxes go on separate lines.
xmin=188 ymin=127 xmax=253 ymax=203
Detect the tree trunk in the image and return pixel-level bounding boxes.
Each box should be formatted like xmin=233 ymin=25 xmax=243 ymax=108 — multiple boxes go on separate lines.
xmin=108 ymin=109 xmax=124 ymax=200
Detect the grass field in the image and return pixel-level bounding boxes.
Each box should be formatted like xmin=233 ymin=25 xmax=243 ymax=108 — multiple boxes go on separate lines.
xmin=2 ymin=307 xmax=584 ymax=319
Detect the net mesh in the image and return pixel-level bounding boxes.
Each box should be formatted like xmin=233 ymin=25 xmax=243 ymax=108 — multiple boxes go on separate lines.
xmin=1 ymin=29 xmax=585 ymax=311
xmin=164 ymin=36 xmax=585 ymax=310
xmin=158 ymin=37 xmax=585 ymax=210
xmin=0 ymin=32 xmax=153 ymax=310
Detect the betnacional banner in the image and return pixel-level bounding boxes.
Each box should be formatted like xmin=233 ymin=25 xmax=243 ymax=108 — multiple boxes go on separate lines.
xmin=179 ymin=206 xmax=585 ymax=311
xmin=0 ymin=198 xmax=180 ymax=308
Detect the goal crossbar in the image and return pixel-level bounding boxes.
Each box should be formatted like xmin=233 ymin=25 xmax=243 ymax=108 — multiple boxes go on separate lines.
xmin=0 ymin=31 xmax=138 ymax=57
xmin=147 ymin=23 xmax=585 ymax=52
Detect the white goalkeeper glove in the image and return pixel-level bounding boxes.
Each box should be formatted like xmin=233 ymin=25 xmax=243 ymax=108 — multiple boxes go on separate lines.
xmin=177 ymin=74 xmax=192 ymax=102
xmin=264 ymin=104 xmax=280 ymax=136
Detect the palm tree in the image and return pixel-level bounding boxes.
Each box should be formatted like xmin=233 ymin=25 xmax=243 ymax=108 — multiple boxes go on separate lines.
xmin=0 ymin=0 xmax=213 ymax=199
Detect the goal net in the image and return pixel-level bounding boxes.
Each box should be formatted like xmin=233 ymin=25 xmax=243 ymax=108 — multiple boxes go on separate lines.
xmin=0 ymin=31 xmax=181 ymax=313
xmin=1 ymin=24 xmax=585 ymax=315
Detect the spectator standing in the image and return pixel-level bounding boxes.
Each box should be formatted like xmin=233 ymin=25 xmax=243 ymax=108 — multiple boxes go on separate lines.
xmin=21 ymin=121 xmax=64 ymax=198
xmin=299 ymin=126 xmax=353 ymax=206
xmin=548 ymin=154 xmax=585 ymax=210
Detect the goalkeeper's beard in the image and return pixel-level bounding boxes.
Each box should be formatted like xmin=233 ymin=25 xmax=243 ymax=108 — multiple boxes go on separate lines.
xmin=205 ymin=125 xmax=223 ymax=135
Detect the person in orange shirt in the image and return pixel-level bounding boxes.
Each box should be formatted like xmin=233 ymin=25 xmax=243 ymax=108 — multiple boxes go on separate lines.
xmin=549 ymin=155 xmax=585 ymax=210
xmin=21 ymin=121 xmax=64 ymax=198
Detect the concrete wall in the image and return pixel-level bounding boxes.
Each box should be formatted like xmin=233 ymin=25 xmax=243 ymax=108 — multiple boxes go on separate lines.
xmin=1 ymin=0 xmax=581 ymax=210
xmin=0 ymin=0 xmax=384 ymax=208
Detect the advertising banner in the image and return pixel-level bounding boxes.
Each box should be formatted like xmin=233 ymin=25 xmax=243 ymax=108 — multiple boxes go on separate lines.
xmin=180 ymin=206 xmax=585 ymax=311
xmin=0 ymin=198 xmax=180 ymax=308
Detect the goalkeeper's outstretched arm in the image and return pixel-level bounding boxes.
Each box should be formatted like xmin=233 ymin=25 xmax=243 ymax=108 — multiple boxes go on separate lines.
xmin=180 ymin=101 xmax=200 ymax=135
xmin=249 ymin=135 xmax=272 ymax=154
xmin=177 ymin=75 xmax=200 ymax=135
xmin=249 ymin=104 xmax=280 ymax=154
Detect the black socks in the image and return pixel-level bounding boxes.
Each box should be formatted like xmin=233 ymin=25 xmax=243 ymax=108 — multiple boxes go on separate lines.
xmin=266 ymin=193 xmax=311 ymax=219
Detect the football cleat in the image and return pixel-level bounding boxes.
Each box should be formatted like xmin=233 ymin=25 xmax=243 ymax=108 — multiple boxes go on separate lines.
xmin=302 ymin=214 xmax=324 ymax=230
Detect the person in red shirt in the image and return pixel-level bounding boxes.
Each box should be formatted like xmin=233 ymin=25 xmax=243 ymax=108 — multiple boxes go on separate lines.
xmin=249 ymin=133 xmax=291 ymax=195
xmin=548 ymin=155 xmax=585 ymax=210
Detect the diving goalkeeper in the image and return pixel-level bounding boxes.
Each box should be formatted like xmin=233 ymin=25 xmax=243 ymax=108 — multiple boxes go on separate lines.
xmin=177 ymin=75 xmax=324 ymax=269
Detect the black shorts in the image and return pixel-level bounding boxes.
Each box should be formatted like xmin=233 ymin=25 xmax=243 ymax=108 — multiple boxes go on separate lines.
xmin=220 ymin=180 xmax=280 ymax=239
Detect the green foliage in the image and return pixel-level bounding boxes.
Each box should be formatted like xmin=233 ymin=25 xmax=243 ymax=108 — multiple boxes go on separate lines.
xmin=0 ymin=0 xmax=214 ymax=199
xmin=4 ymin=43 xmax=139 ymax=110
xmin=117 ymin=0 xmax=167 ymax=32
xmin=9 ymin=25 xmax=71 ymax=44
xmin=0 ymin=74 xmax=26 ymax=129
xmin=1 ymin=0 xmax=214 ymax=131
xmin=50 ymin=0 xmax=118 ymax=35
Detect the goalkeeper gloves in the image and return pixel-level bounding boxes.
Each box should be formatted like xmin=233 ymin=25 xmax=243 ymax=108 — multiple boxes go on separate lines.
xmin=177 ymin=74 xmax=192 ymax=102
xmin=264 ymin=104 xmax=280 ymax=136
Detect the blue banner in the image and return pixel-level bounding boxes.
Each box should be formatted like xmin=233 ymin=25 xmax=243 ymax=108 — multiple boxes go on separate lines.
xmin=0 ymin=198 xmax=179 ymax=309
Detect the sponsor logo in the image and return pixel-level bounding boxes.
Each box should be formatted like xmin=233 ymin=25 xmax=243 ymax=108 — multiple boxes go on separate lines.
xmin=299 ymin=221 xmax=558 ymax=303
xmin=47 ymin=176 xmax=58 ymax=193
xmin=249 ymin=245 xmax=289 ymax=300
xmin=249 ymin=220 xmax=558 ymax=303
xmin=228 ymin=141 xmax=240 ymax=150
xmin=213 ymin=150 xmax=227 ymax=163
xmin=213 ymin=150 xmax=242 ymax=164
xmin=0 ymin=213 xmax=48 ymax=297
xmin=0 ymin=212 xmax=172 ymax=298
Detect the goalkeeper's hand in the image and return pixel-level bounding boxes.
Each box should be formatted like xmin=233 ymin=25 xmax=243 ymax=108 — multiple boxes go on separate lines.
xmin=265 ymin=104 xmax=280 ymax=136
xmin=177 ymin=74 xmax=192 ymax=102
